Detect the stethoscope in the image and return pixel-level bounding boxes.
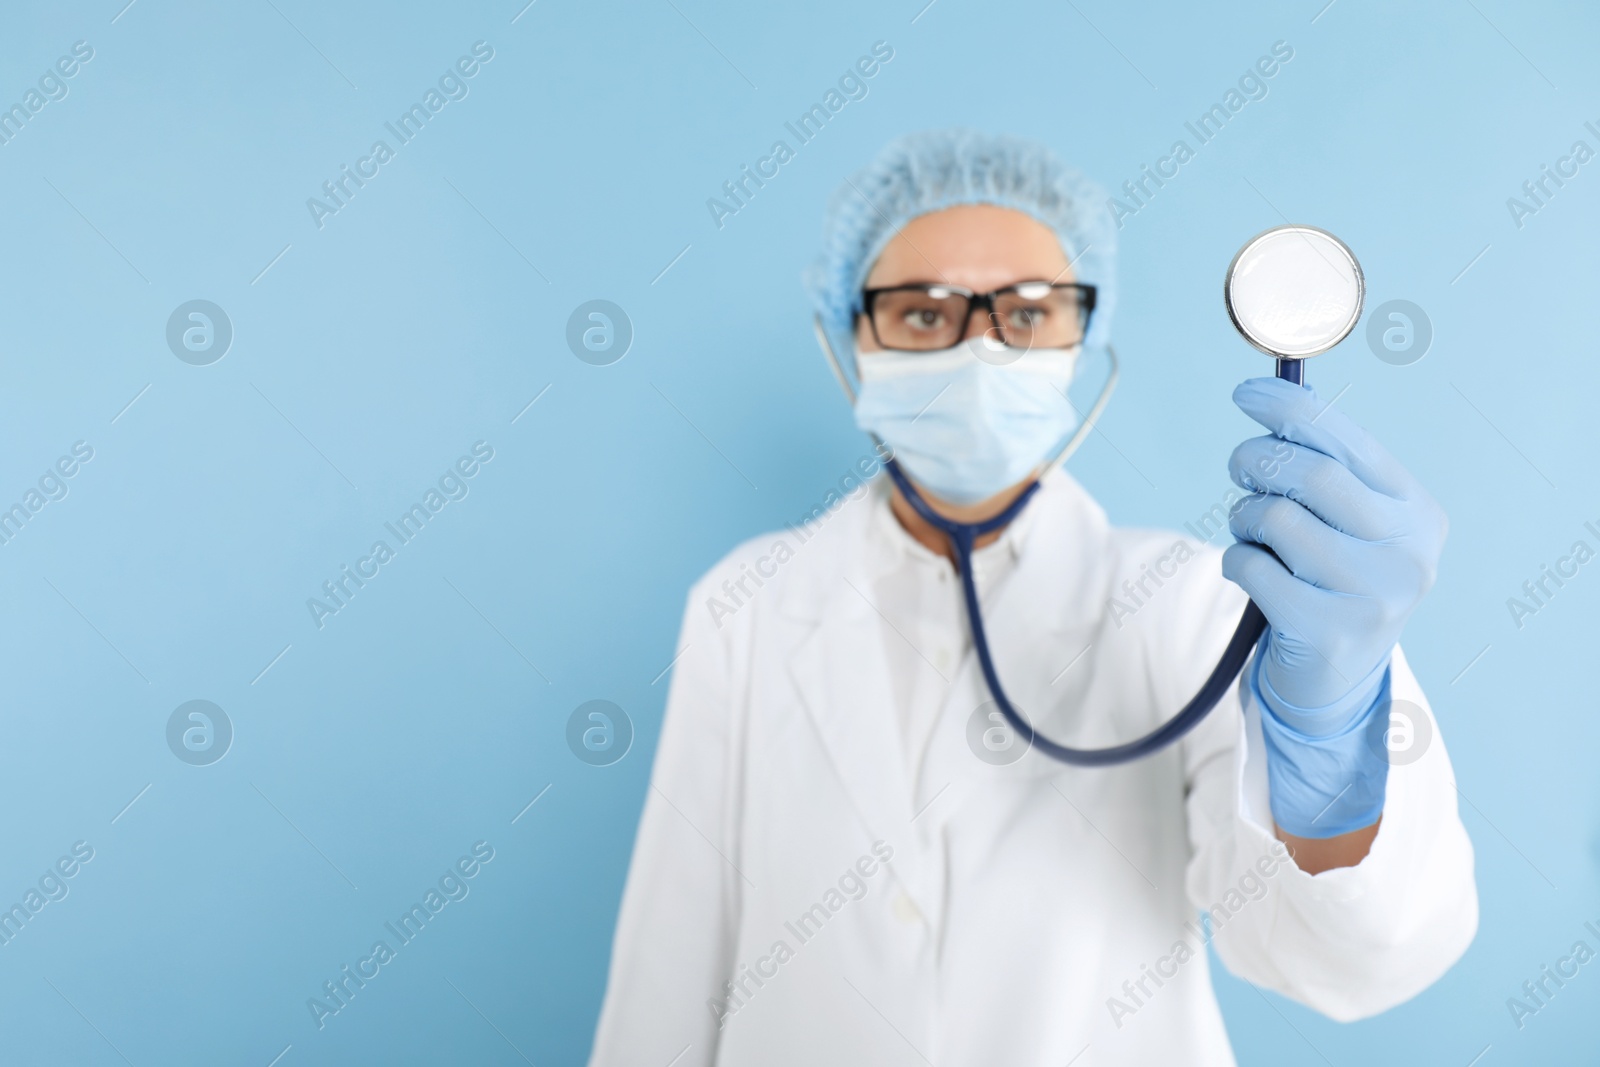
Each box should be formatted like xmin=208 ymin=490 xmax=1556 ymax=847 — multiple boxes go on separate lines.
xmin=814 ymin=225 xmax=1365 ymax=767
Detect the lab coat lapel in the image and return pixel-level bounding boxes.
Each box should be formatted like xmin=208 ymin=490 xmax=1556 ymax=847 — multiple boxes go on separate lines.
xmin=784 ymin=507 xmax=938 ymax=916
xmin=787 ymin=590 xmax=915 ymax=833
xmin=781 ymin=472 xmax=1111 ymax=920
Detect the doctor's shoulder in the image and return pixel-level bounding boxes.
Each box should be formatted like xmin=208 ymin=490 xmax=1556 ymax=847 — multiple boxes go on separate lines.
xmin=685 ymin=476 xmax=878 ymax=640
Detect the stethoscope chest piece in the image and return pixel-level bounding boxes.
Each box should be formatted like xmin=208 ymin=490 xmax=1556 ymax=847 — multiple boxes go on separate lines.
xmin=1225 ymin=225 xmax=1364 ymax=384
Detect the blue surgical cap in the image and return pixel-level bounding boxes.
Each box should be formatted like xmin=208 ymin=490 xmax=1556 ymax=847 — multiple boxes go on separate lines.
xmin=805 ymin=128 xmax=1118 ymax=360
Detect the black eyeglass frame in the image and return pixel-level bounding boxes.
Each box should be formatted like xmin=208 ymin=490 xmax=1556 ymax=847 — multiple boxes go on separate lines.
xmin=857 ymin=281 xmax=1098 ymax=352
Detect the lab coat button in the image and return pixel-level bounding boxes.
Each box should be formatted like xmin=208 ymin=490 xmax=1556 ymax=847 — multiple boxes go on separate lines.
xmin=891 ymin=893 xmax=922 ymax=925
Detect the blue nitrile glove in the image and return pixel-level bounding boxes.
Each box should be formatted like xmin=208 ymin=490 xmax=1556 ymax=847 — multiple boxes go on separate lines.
xmin=1221 ymin=377 xmax=1448 ymax=838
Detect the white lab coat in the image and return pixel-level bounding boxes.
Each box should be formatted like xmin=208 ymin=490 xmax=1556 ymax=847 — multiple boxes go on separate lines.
xmin=590 ymin=469 xmax=1477 ymax=1066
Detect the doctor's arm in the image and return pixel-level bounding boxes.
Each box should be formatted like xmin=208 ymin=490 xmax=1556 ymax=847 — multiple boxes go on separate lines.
xmin=589 ymin=576 xmax=742 ymax=1067
xmin=1182 ymin=645 xmax=1477 ymax=1020
xmin=1179 ymin=379 xmax=1477 ymax=1019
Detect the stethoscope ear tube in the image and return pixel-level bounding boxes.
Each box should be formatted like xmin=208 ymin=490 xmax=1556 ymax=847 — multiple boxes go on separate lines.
xmin=814 ymin=316 xmax=860 ymax=405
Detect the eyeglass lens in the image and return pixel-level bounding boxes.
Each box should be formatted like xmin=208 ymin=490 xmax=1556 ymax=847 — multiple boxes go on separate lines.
xmin=870 ymin=284 xmax=1088 ymax=351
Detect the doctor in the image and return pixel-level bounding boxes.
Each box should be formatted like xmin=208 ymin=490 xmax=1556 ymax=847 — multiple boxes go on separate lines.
xmin=590 ymin=129 xmax=1476 ymax=1066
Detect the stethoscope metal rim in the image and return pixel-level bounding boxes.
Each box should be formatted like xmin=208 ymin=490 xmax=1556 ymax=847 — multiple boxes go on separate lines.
xmin=1223 ymin=224 xmax=1365 ymax=361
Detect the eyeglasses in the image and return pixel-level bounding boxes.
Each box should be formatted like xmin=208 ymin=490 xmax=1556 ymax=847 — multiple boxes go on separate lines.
xmin=860 ymin=281 xmax=1096 ymax=352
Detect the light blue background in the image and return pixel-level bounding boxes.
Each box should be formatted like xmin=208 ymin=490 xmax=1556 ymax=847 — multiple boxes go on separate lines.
xmin=1 ymin=0 xmax=1595 ymax=1063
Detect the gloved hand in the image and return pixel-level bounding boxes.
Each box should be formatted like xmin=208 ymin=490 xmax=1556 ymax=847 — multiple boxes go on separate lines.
xmin=1221 ymin=377 xmax=1448 ymax=838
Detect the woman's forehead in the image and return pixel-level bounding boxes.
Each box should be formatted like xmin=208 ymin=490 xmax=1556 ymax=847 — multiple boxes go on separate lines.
xmin=864 ymin=204 xmax=1072 ymax=291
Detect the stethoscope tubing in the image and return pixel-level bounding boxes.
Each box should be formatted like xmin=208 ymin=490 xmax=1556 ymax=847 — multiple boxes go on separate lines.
xmin=814 ymin=316 xmax=1295 ymax=768
xmin=882 ymin=457 xmax=1268 ymax=767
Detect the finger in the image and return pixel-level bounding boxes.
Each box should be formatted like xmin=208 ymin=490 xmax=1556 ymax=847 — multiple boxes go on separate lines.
xmin=1228 ymin=436 xmax=1403 ymax=542
xmin=1221 ymin=540 xmax=1323 ymax=631
xmin=1226 ymin=492 xmax=1370 ymax=592
xmin=1221 ymin=542 xmax=1345 ymax=671
xmin=1233 ymin=377 xmax=1416 ymax=500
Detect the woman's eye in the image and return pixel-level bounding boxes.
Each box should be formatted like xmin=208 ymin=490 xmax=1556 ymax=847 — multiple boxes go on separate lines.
xmin=902 ymin=308 xmax=946 ymax=330
xmin=1007 ymin=306 xmax=1048 ymax=329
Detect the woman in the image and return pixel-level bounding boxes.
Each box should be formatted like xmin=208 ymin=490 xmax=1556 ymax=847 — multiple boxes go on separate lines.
xmin=590 ymin=129 xmax=1476 ymax=1066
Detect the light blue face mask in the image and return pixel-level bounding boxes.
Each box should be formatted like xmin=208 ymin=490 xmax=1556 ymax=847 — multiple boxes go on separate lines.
xmin=853 ymin=338 xmax=1082 ymax=505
